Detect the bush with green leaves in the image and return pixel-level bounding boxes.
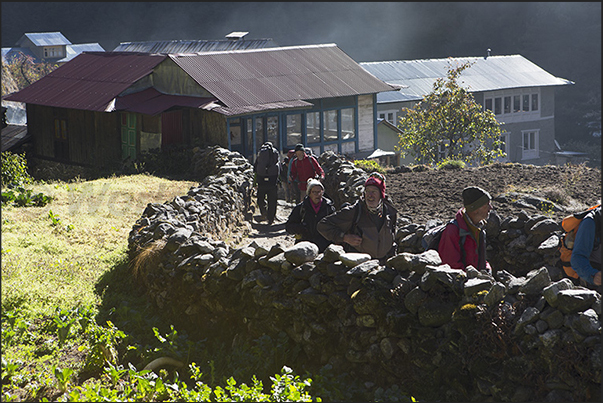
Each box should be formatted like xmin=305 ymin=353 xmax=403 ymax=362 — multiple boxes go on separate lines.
xmin=436 ymin=158 xmax=466 ymax=170
xmin=1 ymin=151 xmax=33 ymax=188
xmin=353 ymin=159 xmax=386 ymax=174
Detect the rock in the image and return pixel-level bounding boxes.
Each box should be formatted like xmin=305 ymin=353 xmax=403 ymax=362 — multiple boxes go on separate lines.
xmin=556 ymin=289 xmax=598 ymax=314
xmin=346 ymin=259 xmax=381 ymax=277
xmin=464 ymin=278 xmax=493 ymax=296
xmin=542 ymin=279 xmax=575 ymax=307
xmin=340 ymin=252 xmax=372 ymax=268
xmin=519 ymin=267 xmax=551 ymax=295
xmin=284 ymin=242 xmax=319 ymax=266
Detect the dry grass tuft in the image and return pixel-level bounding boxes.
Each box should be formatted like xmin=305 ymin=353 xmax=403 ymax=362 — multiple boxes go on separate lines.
xmin=130 ymin=239 xmax=167 ymax=285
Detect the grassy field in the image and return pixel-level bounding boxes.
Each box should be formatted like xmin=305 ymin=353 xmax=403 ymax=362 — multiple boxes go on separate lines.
xmin=2 ymin=173 xmax=390 ymax=402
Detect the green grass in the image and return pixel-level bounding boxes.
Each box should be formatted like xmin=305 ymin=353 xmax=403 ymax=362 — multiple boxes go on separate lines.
xmin=2 ymin=173 xmax=408 ymax=402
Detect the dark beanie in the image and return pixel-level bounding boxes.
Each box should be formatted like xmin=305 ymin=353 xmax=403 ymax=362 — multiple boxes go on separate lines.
xmin=462 ymin=186 xmax=491 ymax=212
xmin=294 ymin=143 xmax=305 ymax=152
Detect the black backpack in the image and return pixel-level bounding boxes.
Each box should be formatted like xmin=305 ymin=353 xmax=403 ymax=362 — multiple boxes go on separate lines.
xmin=422 ymin=219 xmax=467 ymax=264
xmin=254 ymin=143 xmax=280 ymax=177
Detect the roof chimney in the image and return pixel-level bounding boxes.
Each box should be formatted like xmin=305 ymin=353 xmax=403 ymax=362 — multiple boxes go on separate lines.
xmin=485 ymin=48 xmax=491 ymax=59
xmin=225 ymin=31 xmax=249 ymax=41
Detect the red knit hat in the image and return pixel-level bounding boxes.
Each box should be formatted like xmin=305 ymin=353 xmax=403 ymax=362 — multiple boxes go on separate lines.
xmin=364 ymin=173 xmax=386 ymax=199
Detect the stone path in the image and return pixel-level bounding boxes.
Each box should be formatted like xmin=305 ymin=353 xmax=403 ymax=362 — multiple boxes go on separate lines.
xmin=242 ymin=199 xmax=296 ymax=250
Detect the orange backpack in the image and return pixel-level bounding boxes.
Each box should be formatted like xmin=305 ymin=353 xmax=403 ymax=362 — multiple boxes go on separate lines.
xmin=558 ymin=204 xmax=601 ymax=278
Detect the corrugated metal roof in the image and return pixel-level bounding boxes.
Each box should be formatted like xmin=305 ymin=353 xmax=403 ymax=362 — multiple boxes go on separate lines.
xmin=360 ymin=55 xmax=574 ymax=103
xmin=111 ymin=87 xmax=218 ymax=116
xmin=113 ymin=38 xmax=277 ymax=53
xmin=19 ymin=32 xmax=71 ymax=47
xmin=4 ymin=52 xmax=167 ymax=111
xmin=1 ymin=124 xmax=30 ymax=152
xmin=58 ymin=43 xmax=106 ymax=63
xmin=1 ymin=47 xmax=37 ymax=62
xmin=170 ymin=44 xmax=397 ymax=109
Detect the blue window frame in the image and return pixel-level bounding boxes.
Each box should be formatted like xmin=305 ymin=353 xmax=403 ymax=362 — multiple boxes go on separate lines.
xmin=227 ymin=96 xmax=359 ymax=160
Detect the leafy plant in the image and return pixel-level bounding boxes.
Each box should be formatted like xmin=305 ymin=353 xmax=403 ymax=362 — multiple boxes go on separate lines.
xmin=1 ymin=151 xmax=33 ymax=188
xmin=436 ymin=158 xmax=466 ymax=170
xmin=397 ymin=61 xmax=505 ymax=166
xmin=354 ymin=159 xmax=386 ymax=174
xmin=53 ymin=365 xmax=74 ymax=393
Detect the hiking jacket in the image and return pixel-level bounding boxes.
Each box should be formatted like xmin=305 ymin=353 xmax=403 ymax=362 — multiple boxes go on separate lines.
xmin=290 ymin=155 xmax=324 ymax=191
xmin=317 ymin=199 xmax=397 ymax=261
xmin=570 ymin=207 xmax=601 ymax=284
xmin=286 ymin=196 xmax=336 ymax=252
xmin=438 ymin=208 xmax=491 ymax=272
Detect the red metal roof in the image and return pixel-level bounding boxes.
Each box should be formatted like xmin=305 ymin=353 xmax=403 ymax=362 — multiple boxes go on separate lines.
xmin=170 ymin=44 xmax=397 ymax=109
xmin=4 ymin=52 xmax=167 ymax=112
xmin=111 ymin=87 xmax=219 ymax=116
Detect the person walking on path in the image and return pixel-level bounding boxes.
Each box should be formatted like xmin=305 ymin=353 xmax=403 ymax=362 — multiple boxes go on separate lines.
xmin=317 ymin=172 xmax=397 ymax=262
xmin=438 ymin=186 xmax=493 ymax=273
xmin=570 ymin=205 xmax=601 ymax=286
xmin=286 ymin=178 xmax=336 ymax=252
xmin=290 ymin=144 xmax=324 ymax=204
xmin=253 ymin=142 xmax=280 ymax=225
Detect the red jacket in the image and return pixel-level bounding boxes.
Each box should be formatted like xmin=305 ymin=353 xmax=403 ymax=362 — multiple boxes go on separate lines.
xmin=290 ymin=155 xmax=324 ymax=191
xmin=438 ymin=208 xmax=491 ymax=272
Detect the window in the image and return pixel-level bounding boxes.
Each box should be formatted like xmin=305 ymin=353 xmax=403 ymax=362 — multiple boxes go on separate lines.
xmin=323 ymin=110 xmax=338 ymax=142
xmin=54 ymin=118 xmax=69 ymax=161
xmin=494 ymin=97 xmax=502 ymax=115
xmin=267 ymin=116 xmax=279 ymax=150
xmin=521 ymin=130 xmax=539 ymax=160
xmin=286 ymin=114 xmax=302 ymax=146
xmin=485 ymin=91 xmax=540 ymax=115
xmin=496 ymin=132 xmax=510 ymax=161
xmin=229 ymin=118 xmax=242 ymax=146
xmin=341 ymin=108 xmax=355 ymax=140
xmin=307 ymin=112 xmax=320 ymax=143
xmin=44 ymin=46 xmax=63 ymax=58
xmin=378 ymin=110 xmax=396 ymax=125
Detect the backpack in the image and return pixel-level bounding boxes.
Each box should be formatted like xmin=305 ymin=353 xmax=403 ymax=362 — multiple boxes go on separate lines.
xmin=422 ymin=219 xmax=467 ymax=265
xmin=254 ymin=143 xmax=280 ymax=177
xmin=558 ymin=204 xmax=601 ymax=279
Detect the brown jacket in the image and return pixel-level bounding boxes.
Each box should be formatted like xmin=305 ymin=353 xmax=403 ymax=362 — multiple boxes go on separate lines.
xmin=317 ymin=199 xmax=397 ymax=260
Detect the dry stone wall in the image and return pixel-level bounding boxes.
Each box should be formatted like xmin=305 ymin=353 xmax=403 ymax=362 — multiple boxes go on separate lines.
xmin=127 ymin=147 xmax=601 ymax=402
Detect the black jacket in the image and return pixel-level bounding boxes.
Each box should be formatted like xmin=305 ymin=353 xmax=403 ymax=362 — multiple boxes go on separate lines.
xmin=286 ymin=196 xmax=336 ymax=252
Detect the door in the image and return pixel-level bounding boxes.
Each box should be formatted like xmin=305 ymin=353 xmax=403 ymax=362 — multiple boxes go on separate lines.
xmin=121 ymin=113 xmax=136 ymax=161
xmin=161 ymin=110 xmax=183 ymax=148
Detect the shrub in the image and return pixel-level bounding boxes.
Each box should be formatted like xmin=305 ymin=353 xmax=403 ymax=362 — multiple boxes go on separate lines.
xmin=354 ymin=159 xmax=386 ymax=174
xmin=436 ymin=159 xmax=466 ymax=170
xmin=1 ymin=151 xmax=33 ymax=188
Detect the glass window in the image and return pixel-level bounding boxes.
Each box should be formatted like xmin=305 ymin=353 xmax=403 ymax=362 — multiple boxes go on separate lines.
xmin=494 ymin=98 xmax=502 ymax=115
xmin=246 ymin=118 xmax=253 ymax=156
xmin=341 ymin=108 xmax=355 ymax=140
xmin=255 ymin=117 xmax=264 ymax=154
xmin=504 ymin=96 xmax=511 ymax=114
xmin=522 ymin=130 xmax=539 ymax=160
xmin=286 ymin=114 xmax=302 ymax=147
xmin=531 ymin=94 xmax=538 ymax=111
xmin=523 ymin=95 xmax=530 ymax=112
xmin=323 ymin=110 xmax=338 ymax=142
xmin=307 ymin=112 xmax=320 ymax=143
xmin=267 ymin=116 xmax=279 ymax=150
xmin=229 ymin=118 xmax=242 ymax=146
xmin=513 ymin=95 xmax=521 ymax=112
xmin=341 ymin=142 xmax=355 ymax=155
xmin=485 ymin=98 xmax=493 ymax=112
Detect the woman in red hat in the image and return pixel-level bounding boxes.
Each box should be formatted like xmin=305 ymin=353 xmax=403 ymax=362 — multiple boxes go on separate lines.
xmin=317 ymin=172 xmax=398 ymax=262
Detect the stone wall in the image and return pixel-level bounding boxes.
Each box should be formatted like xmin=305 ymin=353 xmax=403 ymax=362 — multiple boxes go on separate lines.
xmin=127 ymin=147 xmax=601 ymax=402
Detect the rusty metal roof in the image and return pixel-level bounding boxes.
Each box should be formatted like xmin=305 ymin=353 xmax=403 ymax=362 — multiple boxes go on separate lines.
xmin=360 ymin=55 xmax=574 ymax=103
xmin=170 ymin=44 xmax=398 ymax=109
xmin=113 ymin=38 xmax=277 ymax=53
xmin=4 ymin=52 xmax=167 ymax=111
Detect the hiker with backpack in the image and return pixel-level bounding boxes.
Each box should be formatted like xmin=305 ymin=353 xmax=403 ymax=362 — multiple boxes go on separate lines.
xmin=566 ymin=205 xmax=601 ymax=286
xmin=436 ymin=186 xmax=493 ymax=273
xmin=285 ymin=178 xmax=336 ymax=252
xmin=289 ymin=144 xmax=325 ymax=204
xmin=317 ymin=172 xmax=397 ymax=262
xmin=253 ymin=142 xmax=281 ymax=225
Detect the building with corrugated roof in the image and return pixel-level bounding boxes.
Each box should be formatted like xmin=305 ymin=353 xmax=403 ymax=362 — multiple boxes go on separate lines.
xmin=361 ymin=55 xmax=574 ymax=166
xmin=3 ymin=44 xmax=397 ymax=170
xmin=2 ymin=32 xmax=105 ymax=64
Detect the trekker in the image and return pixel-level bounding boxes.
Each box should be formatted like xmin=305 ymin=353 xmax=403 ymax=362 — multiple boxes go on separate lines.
xmin=289 ymin=144 xmax=325 ymax=204
xmin=285 ymin=178 xmax=336 ymax=252
xmin=253 ymin=142 xmax=280 ymax=225
xmin=282 ymin=149 xmax=295 ymax=203
xmin=438 ymin=186 xmax=493 ymax=273
xmin=317 ymin=172 xmax=397 ymax=262
xmin=570 ymin=205 xmax=601 ymax=286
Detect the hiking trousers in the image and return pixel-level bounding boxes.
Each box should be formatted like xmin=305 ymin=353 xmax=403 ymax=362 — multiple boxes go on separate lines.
xmin=257 ymin=186 xmax=278 ymax=224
